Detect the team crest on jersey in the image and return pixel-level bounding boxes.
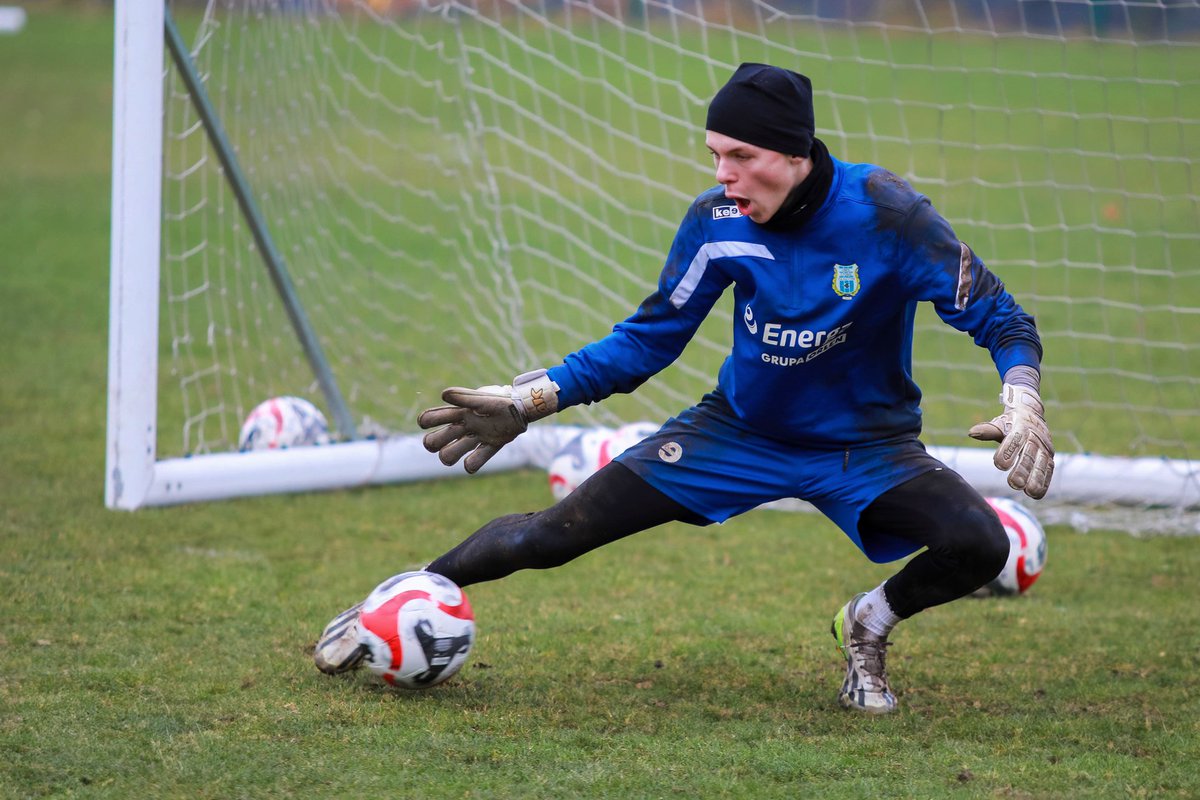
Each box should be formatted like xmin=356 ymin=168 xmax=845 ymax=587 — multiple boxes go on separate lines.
xmin=712 ymin=205 xmax=742 ymax=220
xmin=832 ymin=263 xmax=860 ymax=300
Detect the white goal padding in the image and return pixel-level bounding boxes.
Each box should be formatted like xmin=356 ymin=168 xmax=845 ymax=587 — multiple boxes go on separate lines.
xmin=120 ymin=424 xmax=1198 ymax=518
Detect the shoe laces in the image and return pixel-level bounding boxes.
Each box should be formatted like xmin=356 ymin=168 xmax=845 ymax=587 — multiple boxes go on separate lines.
xmin=846 ymin=635 xmax=892 ymax=691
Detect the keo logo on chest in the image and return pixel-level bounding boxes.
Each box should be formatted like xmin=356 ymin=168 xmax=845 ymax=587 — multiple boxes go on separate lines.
xmin=712 ymin=205 xmax=742 ymax=220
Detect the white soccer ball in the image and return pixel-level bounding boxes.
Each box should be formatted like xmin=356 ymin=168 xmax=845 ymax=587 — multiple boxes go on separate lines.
xmin=237 ymin=396 xmax=331 ymax=452
xmin=973 ymin=497 xmax=1048 ymax=598
xmin=357 ymin=571 xmax=475 ymax=689
xmin=547 ymin=422 xmax=659 ymax=501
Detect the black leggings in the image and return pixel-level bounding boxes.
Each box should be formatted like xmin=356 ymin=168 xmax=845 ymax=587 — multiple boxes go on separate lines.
xmin=861 ymin=467 xmax=1009 ymax=618
xmin=427 ymin=463 xmax=702 ymax=586
xmin=427 ymin=462 xmax=1008 ymax=619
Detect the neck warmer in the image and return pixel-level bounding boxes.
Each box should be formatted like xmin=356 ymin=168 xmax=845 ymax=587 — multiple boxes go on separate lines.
xmin=763 ymin=138 xmax=834 ymax=231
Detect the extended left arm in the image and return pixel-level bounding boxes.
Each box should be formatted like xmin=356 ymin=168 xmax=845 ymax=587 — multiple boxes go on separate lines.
xmin=900 ymin=198 xmax=1055 ymax=499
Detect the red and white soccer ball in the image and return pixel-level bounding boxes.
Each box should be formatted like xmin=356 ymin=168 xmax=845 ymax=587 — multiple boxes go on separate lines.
xmin=356 ymin=571 xmax=475 ymax=689
xmin=973 ymin=496 xmax=1048 ymax=598
xmin=237 ymin=396 xmax=331 ymax=452
xmin=547 ymin=422 xmax=660 ymax=501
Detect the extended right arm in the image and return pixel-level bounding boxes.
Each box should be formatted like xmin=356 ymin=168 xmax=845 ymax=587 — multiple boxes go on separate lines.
xmin=420 ymin=204 xmax=730 ymax=472
xmin=549 ymin=270 xmax=727 ymax=409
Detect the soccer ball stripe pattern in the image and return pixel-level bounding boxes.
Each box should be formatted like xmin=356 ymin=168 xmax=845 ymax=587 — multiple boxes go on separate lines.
xmin=357 ymin=572 xmax=475 ymax=689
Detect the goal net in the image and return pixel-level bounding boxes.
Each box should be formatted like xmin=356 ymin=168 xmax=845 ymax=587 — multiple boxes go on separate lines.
xmin=108 ymin=0 xmax=1199 ymax=532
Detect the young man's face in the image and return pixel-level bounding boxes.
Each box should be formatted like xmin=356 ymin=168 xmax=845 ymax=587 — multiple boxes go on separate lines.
xmin=705 ymin=131 xmax=812 ymax=224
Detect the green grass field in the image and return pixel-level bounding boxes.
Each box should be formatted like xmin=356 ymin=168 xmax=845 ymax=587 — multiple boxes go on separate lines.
xmin=3 ymin=7 xmax=1200 ymax=799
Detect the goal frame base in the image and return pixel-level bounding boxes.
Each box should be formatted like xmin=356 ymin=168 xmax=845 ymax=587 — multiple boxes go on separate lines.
xmin=110 ymin=425 xmax=1197 ymax=512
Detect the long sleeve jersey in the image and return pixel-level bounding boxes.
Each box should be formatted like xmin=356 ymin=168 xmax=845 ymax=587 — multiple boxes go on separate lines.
xmin=546 ymin=155 xmax=1042 ymax=448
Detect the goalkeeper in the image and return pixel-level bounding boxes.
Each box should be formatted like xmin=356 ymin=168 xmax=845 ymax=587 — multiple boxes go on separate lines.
xmin=316 ymin=63 xmax=1054 ymax=714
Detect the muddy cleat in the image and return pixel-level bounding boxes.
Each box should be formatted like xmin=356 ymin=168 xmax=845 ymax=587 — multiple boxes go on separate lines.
xmin=831 ymin=593 xmax=898 ymax=714
xmin=313 ymin=601 xmax=368 ymax=675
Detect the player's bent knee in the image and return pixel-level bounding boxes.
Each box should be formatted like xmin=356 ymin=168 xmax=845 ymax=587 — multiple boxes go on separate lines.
xmin=925 ymin=502 xmax=1009 ymax=584
xmin=963 ymin=504 xmax=1011 ymax=585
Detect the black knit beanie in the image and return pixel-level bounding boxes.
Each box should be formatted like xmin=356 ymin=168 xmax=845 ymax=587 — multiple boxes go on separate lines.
xmin=705 ymin=63 xmax=815 ymax=157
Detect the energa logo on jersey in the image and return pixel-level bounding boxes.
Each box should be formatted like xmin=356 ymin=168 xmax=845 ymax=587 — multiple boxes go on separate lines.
xmin=833 ymin=263 xmax=860 ymax=299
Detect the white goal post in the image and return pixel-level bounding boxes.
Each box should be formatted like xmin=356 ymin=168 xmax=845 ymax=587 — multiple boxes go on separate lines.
xmin=108 ymin=0 xmax=1199 ymax=532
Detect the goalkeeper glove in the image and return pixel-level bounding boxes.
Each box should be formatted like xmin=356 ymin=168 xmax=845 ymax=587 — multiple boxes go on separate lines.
xmin=417 ymin=368 xmax=560 ymax=474
xmin=968 ymin=383 xmax=1055 ymax=500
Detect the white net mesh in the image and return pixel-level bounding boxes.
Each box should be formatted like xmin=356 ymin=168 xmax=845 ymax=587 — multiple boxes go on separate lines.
xmin=159 ymin=0 xmax=1200 ymax=528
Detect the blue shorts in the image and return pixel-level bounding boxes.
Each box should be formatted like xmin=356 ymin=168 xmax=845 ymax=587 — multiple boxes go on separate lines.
xmin=614 ymin=393 xmax=945 ymax=563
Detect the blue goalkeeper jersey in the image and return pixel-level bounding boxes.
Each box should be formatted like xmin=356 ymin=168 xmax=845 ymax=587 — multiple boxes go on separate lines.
xmin=547 ymin=156 xmax=1042 ymax=448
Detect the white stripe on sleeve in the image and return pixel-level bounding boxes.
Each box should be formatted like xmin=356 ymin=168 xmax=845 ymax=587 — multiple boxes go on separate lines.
xmin=668 ymin=241 xmax=775 ymax=309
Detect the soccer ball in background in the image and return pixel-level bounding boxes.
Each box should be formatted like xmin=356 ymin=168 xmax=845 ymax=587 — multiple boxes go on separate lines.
xmin=237 ymin=396 xmax=331 ymax=452
xmin=547 ymin=422 xmax=660 ymax=500
xmin=972 ymin=496 xmax=1048 ymax=598
xmin=357 ymin=571 xmax=475 ymax=689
